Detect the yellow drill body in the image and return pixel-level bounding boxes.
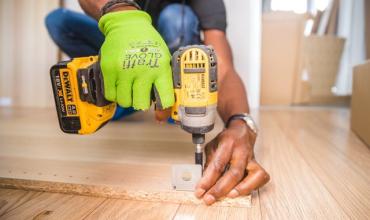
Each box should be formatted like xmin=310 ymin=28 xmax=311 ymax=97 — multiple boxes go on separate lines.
xmin=171 ymin=45 xmax=218 ymax=166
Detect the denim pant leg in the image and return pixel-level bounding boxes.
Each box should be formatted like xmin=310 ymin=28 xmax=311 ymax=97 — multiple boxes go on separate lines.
xmin=45 ymin=8 xmax=104 ymax=58
xmin=157 ymin=4 xmax=201 ymax=54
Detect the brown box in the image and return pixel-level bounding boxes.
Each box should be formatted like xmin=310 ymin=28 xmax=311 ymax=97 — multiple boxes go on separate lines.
xmin=351 ymin=61 xmax=370 ymax=146
xmin=260 ymin=12 xmax=307 ymax=105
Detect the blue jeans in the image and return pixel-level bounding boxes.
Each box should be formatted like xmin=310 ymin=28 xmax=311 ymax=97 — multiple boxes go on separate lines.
xmin=45 ymin=4 xmax=200 ymax=120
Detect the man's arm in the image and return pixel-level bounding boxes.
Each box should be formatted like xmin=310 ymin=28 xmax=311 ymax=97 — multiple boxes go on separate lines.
xmin=194 ymin=29 xmax=269 ymax=205
xmin=78 ymin=0 xmax=136 ymax=20
xmin=78 ymin=0 xmax=106 ymax=19
xmin=203 ymin=30 xmax=249 ymax=122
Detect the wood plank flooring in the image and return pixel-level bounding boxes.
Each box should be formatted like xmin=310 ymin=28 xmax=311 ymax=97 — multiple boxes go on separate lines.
xmin=0 ymin=106 xmax=369 ymax=219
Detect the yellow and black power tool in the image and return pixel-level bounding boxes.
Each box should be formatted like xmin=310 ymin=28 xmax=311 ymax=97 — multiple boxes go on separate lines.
xmin=171 ymin=45 xmax=218 ymax=166
xmin=50 ymin=45 xmax=217 ymax=168
xmin=50 ymin=56 xmax=116 ymax=134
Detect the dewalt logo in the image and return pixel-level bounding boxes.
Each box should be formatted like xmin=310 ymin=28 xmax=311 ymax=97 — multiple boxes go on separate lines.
xmin=62 ymin=71 xmax=74 ymax=103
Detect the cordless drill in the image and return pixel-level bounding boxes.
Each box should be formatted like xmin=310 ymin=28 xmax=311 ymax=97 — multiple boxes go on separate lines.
xmin=50 ymin=45 xmax=217 ymax=169
xmin=171 ymin=45 xmax=218 ymax=167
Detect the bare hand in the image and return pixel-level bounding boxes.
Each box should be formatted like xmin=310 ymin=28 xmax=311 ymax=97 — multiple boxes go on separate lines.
xmin=194 ymin=120 xmax=270 ymax=205
xmin=154 ymin=108 xmax=172 ymax=123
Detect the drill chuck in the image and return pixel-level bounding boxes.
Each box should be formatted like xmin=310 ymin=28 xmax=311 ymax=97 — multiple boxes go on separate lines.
xmin=192 ymin=133 xmax=205 ymax=144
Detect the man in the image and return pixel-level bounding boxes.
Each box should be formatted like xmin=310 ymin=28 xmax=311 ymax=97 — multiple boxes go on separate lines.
xmin=45 ymin=0 xmax=269 ymax=205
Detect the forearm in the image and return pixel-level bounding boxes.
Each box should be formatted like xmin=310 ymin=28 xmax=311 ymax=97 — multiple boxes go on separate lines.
xmin=78 ymin=0 xmax=136 ymax=20
xmin=203 ymin=30 xmax=249 ymax=122
xmin=217 ymin=71 xmax=249 ymax=122
xmin=78 ymin=0 xmax=107 ymax=19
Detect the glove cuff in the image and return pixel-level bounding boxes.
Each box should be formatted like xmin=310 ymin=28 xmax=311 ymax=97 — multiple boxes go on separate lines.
xmin=98 ymin=10 xmax=152 ymax=35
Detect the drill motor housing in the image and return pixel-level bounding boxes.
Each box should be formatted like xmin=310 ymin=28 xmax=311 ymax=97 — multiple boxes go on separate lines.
xmin=171 ymin=45 xmax=218 ymax=144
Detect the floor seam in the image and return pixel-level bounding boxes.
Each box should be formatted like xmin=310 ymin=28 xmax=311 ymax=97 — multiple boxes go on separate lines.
xmin=257 ymin=189 xmax=263 ymax=220
xmin=171 ymin=203 xmax=182 ymax=220
xmin=81 ymin=198 xmax=108 ymax=220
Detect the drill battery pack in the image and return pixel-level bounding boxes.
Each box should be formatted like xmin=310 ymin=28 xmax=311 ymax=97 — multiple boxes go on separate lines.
xmin=50 ymin=56 xmax=116 ymax=134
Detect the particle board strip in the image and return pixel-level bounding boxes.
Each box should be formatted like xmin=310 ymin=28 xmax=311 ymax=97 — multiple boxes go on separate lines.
xmin=0 ymin=178 xmax=251 ymax=208
xmin=0 ymin=108 xmax=251 ymax=208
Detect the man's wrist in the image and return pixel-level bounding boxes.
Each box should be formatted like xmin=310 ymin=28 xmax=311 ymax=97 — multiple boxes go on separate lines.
xmin=109 ymin=5 xmax=137 ymax=13
xmin=226 ymin=113 xmax=258 ymax=135
xmin=228 ymin=119 xmax=247 ymax=130
xmin=101 ymin=0 xmax=141 ymax=16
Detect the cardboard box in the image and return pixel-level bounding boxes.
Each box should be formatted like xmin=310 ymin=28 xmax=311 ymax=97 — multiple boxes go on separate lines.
xmin=351 ymin=61 xmax=370 ymax=146
xmin=261 ymin=13 xmax=347 ymax=106
xmin=260 ymin=12 xmax=307 ymax=105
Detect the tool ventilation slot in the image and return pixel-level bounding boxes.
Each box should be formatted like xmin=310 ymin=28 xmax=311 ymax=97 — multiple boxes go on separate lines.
xmin=183 ymin=50 xmax=207 ymax=73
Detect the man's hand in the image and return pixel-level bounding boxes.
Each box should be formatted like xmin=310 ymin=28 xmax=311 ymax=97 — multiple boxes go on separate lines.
xmin=99 ymin=10 xmax=174 ymax=110
xmin=194 ymin=120 xmax=270 ymax=205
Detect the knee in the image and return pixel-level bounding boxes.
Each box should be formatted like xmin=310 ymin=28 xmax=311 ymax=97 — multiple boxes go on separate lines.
xmin=45 ymin=8 xmax=69 ymax=31
xmin=45 ymin=8 xmax=77 ymax=46
xmin=158 ymin=4 xmax=199 ymax=32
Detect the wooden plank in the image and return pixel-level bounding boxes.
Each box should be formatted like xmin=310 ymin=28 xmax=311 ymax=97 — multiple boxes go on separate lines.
xmin=0 ymin=188 xmax=41 ymax=216
xmin=1 ymin=107 xmax=370 ymax=218
xmin=0 ymin=108 xmax=251 ymax=207
xmin=85 ymin=199 xmax=179 ymax=220
xmin=174 ymin=191 xmax=261 ymax=220
xmin=255 ymin=108 xmax=350 ymax=219
xmin=0 ymin=176 xmax=251 ymax=208
xmin=317 ymin=0 xmax=334 ymax=35
xmin=326 ymin=0 xmax=339 ymax=35
xmin=1 ymin=191 xmax=105 ymax=220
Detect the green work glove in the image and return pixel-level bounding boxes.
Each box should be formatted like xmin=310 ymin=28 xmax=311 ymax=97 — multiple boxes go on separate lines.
xmin=98 ymin=10 xmax=174 ymax=110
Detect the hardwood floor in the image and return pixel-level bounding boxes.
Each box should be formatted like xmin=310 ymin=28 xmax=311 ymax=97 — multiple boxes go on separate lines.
xmin=0 ymin=106 xmax=369 ymax=219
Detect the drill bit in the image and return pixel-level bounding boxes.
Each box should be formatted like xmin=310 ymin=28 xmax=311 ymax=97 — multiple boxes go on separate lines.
xmin=195 ymin=143 xmax=203 ymax=166
xmin=192 ymin=133 xmax=205 ymax=168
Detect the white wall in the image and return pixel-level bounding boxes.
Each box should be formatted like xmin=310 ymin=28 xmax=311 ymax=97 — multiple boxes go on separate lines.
xmin=224 ymin=0 xmax=262 ymax=109
xmin=334 ymin=0 xmax=366 ymax=95
xmin=0 ymin=0 xmax=59 ymax=107
xmin=64 ymin=0 xmax=83 ymax=12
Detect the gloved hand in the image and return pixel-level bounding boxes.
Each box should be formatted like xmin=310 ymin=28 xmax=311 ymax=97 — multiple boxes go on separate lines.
xmin=98 ymin=10 xmax=174 ymax=110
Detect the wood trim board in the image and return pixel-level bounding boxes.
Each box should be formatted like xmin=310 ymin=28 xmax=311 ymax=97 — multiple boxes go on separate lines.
xmin=0 ymin=178 xmax=251 ymax=208
xmin=0 ymin=108 xmax=251 ymax=207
